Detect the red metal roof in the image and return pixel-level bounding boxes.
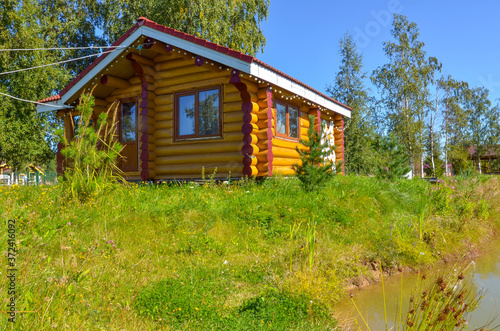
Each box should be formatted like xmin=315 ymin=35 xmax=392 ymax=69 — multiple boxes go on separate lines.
xmin=39 ymin=17 xmax=351 ymax=111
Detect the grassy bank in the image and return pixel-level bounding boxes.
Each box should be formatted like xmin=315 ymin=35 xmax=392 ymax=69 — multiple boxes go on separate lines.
xmin=1 ymin=175 xmax=499 ymax=329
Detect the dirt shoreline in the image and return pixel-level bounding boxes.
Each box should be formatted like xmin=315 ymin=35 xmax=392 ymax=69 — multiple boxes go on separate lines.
xmin=343 ymin=232 xmax=494 ymax=292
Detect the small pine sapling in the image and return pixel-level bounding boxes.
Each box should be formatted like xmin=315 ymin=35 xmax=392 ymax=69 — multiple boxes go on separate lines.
xmin=293 ymin=115 xmax=336 ymax=192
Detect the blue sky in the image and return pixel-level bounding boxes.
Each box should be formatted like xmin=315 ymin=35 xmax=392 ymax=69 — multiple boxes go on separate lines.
xmin=257 ymin=0 xmax=500 ymax=104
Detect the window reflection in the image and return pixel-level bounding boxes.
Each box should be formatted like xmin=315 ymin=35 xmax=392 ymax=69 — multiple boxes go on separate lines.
xmin=277 ymin=103 xmax=286 ymax=134
xmin=178 ymin=95 xmax=196 ymax=136
xmin=198 ymin=89 xmax=219 ymax=136
xmin=121 ymin=102 xmax=136 ymax=142
xmin=289 ymin=107 xmax=299 ymax=138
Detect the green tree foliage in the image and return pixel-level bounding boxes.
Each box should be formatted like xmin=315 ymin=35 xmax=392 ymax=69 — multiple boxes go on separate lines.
xmin=327 ymin=33 xmax=376 ymax=175
xmin=440 ymin=76 xmax=500 ymax=174
xmin=0 ymin=1 xmax=72 ymax=171
xmin=97 ymin=0 xmax=269 ymax=56
xmin=0 ymin=0 xmax=268 ymax=170
xmin=292 ymin=116 xmax=335 ymax=192
xmin=375 ymin=136 xmax=411 ymax=180
xmin=371 ymin=14 xmax=440 ymax=175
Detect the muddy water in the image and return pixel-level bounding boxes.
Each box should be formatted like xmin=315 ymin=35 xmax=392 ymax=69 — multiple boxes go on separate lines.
xmin=335 ymin=238 xmax=500 ymax=330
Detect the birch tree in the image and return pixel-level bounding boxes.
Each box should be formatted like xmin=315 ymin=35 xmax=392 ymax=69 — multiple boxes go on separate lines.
xmin=371 ymin=14 xmax=438 ymax=177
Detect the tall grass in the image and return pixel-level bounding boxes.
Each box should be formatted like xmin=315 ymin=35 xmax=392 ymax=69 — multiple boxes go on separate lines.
xmin=0 ymin=175 xmax=499 ymax=329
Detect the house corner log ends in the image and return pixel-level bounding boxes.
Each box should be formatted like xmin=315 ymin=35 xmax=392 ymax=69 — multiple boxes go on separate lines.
xmin=229 ymin=70 xmax=257 ymax=178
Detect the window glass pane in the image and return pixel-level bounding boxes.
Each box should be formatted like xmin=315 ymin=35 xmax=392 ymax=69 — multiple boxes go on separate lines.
xmin=277 ymin=103 xmax=286 ymax=134
xmin=121 ymin=102 xmax=136 ymax=142
xmin=73 ymin=115 xmax=81 ymax=138
xmin=178 ymin=94 xmax=195 ymax=136
xmin=289 ymin=107 xmax=299 ymax=138
xmin=198 ymin=89 xmax=219 ymax=135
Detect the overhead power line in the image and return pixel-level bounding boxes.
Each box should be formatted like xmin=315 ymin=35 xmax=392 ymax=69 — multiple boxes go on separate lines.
xmin=0 ymin=45 xmax=128 ymax=52
xmin=0 ymin=49 xmax=122 ymax=76
xmin=0 ymin=92 xmax=69 ymax=108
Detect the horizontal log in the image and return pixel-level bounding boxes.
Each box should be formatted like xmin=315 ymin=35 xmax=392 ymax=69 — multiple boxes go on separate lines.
xmin=153 ymin=53 xmax=179 ymax=63
xmin=256 ymin=141 xmax=269 ymax=151
xmin=224 ymin=112 xmax=242 ymax=123
xmin=105 ymin=92 xmax=154 ymax=103
xmin=272 ymin=146 xmax=300 ymax=159
xmin=154 ymin=94 xmax=173 ymax=106
xmin=101 ymin=75 xmax=131 ymax=90
xmin=154 ymin=70 xmax=229 ymax=89
xmin=256 ymin=88 xmax=268 ymax=99
xmin=155 ymin=119 xmax=173 ymax=130
xmin=155 ymin=164 xmax=242 ymax=176
xmin=225 ymin=81 xmax=258 ymax=94
xmin=155 ymin=65 xmax=210 ymax=81
xmin=273 ymin=157 xmax=300 ymax=167
xmin=155 ymin=110 xmax=173 ymax=121
xmin=257 ymin=99 xmax=269 ymax=109
xmin=273 ymin=138 xmax=301 ymax=150
xmin=156 ymin=141 xmax=243 ymax=156
xmin=147 ymin=42 xmax=173 ymax=56
xmin=223 ymin=101 xmax=243 ymax=113
xmin=272 ymin=166 xmax=295 ymax=176
xmin=154 ymin=127 xmax=174 ymax=139
xmin=257 ymin=119 xmax=272 ymax=130
xmin=223 ymin=131 xmax=243 ymax=142
xmin=225 ymin=91 xmax=258 ymax=103
xmin=224 ymin=122 xmax=243 ymax=133
xmin=155 ymin=171 xmax=243 ymax=179
xmin=155 ymin=57 xmax=194 ymax=71
xmin=155 ymin=77 xmax=227 ymax=95
xmin=256 ymin=109 xmax=270 ymax=120
xmin=155 ymin=151 xmax=242 ymax=166
xmin=154 ymin=105 xmax=173 ymax=115
xmin=128 ymin=75 xmax=154 ymax=85
xmin=255 ymin=129 xmax=269 ymax=140
xmin=129 ymin=52 xmax=155 ymax=66
xmin=256 ymin=163 xmax=268 ymax=173
xmin=110 ymin=85 xmax=142 ymax=96
xmin=155 ymin=137 xmax=173 ymax=146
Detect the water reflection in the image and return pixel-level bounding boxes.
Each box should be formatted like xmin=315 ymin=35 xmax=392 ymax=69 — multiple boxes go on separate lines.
xmin=335 ymin=238 xmax=500 ymax=329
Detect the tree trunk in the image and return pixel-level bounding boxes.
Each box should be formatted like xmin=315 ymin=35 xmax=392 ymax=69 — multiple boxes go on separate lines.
xmin=430 ymin=129 xmax=435 ymax=177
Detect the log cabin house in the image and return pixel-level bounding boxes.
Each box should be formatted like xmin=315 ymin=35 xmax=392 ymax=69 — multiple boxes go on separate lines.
xmin=37 ymin=17 xmax=351 ymax=181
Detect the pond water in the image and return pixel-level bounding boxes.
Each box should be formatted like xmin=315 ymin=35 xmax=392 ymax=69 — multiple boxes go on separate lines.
xmin=335 ymin=237 xmax=500 ymax=330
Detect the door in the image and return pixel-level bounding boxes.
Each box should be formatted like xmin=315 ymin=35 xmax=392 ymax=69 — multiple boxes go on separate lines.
xmin=119 ymin=100 xmax=138 ymax=172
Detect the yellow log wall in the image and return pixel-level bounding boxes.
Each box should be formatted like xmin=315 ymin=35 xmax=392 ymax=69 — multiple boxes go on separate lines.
xmin=152 ymin=53 xmax=244 ymax=179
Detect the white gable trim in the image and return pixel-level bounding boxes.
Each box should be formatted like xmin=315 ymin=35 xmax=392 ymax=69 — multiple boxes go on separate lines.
xmin=141 ymin=26 xmax=251 ymax=73
xmin=38 ymin=25 xmax=351 ymax=118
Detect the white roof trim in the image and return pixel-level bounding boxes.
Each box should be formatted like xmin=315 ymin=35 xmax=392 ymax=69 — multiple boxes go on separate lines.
xmin=249 ymin=62 xmax=351 ymax=118
xmin=38 ymin=25 xmax=351 ymax=118
xmin=141 ymin=26 xmax=251 ymax=73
